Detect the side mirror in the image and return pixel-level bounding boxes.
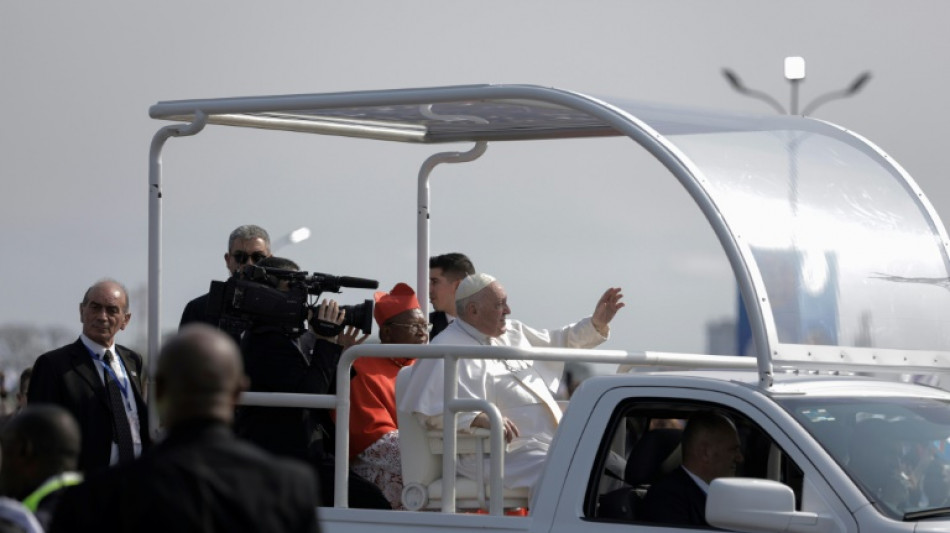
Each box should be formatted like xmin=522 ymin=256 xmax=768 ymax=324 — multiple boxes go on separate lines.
xmin=707 ymin=478 xmax=821 ymax=533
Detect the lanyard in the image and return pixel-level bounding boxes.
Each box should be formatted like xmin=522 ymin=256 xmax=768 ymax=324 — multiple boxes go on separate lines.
xmin=86 ymin=345 xmax=131 ymax=401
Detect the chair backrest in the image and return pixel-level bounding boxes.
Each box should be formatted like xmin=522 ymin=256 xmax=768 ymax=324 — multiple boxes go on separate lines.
xmin=395 ymin=365 xmax=442 ymax=486
xmin=624 ymin=428 xmax=683 ymax=486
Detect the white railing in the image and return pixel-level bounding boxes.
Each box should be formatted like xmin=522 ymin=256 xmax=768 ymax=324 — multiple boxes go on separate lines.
xmin=237 ymin=344 xmax=755 ymax=514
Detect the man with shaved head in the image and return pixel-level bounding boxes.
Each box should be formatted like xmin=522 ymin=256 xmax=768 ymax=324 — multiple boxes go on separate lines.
xmin=0 ymin=405 xmax=82 ymax=530
xmin=28 ymin=279 xmax=150 ymax=473
xmin=51 ymin=324 xmax=320 ymax=533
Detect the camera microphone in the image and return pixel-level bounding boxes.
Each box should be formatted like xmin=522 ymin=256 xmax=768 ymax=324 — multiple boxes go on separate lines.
xmin=338 ymin=276 xmax=379 ymax=290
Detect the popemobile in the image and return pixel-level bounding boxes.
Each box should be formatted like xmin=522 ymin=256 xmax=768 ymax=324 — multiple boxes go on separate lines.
xmin=147 ymin=84 xmax=950 ymax=533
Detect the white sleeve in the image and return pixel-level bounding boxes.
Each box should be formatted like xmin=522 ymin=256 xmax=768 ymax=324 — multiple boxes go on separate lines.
xmin=514 ymin=317 xmax=608 ymax=392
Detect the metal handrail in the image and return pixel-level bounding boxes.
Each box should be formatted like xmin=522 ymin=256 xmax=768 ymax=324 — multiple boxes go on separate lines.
xmin=235 ymin=344 xmax=756 ymax=512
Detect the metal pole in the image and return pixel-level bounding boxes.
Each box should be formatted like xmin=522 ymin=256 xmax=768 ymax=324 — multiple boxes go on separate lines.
xmin=416 ymin=105 xmax=489 ymax=316
xmin=790 ymin=79 xmax=801 ymax=115
xmin=417 ymin=142 xmax=487 ymax=317
xmin=146 ymin=112 xmax=206 ymax=438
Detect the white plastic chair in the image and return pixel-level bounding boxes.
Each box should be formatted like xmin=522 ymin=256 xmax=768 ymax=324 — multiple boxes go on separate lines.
xmin=395 ymin=366 xmax=529 ymax=511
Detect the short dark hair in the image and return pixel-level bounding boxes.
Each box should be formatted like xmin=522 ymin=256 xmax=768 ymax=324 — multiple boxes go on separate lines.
xmin=228 ymin=225 xmax=270 ymax=252
xmin=429 ymin=253 xmax=475 ymax=281
xmin=2 ymin=405 xmax=80 ymax=473
xmin=682 ymin=411 xmax=735 ymax=458
xmin=257 ymin=256 xmax=300 ymax=271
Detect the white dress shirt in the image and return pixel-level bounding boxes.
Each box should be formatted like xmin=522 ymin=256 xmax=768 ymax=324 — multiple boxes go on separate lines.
xmin=80 ymin=334 xmax=143 ymax=464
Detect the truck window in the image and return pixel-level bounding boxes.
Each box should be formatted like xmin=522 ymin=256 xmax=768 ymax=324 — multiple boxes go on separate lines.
xmin=585 ymin=399 xmax=804 ymax=524
xmin=778 ymin=395 xmax=950 ymax=519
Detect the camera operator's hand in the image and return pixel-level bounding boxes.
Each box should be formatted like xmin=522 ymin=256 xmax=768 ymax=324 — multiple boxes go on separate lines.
xmin=337 ymin=325 xmax=370 ymax=351
xmin=310 ymin=298 xmax=346 ymax=341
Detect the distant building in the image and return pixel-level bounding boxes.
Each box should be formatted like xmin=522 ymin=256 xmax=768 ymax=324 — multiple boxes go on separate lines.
xmin=706 ymin=317 xmax=738 ymax=356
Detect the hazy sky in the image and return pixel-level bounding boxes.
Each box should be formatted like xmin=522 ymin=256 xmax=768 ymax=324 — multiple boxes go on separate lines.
xmin=2 ymin=2 xmax=949 ymax=360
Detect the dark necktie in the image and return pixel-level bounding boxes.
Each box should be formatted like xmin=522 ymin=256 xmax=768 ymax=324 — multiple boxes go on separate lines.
xmin=103 ymin=349 xmax=135 ymax=463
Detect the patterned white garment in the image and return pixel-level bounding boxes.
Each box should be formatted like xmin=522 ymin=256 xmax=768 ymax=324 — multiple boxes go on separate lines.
xmin=352 ymin=430 xmax=404 ymax=510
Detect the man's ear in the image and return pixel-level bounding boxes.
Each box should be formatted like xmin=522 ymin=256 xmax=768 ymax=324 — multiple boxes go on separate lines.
xmin=232 ymin=376 xmax=250 ymax=405
xmin=698 ymin=439 xmax=714 ymax=463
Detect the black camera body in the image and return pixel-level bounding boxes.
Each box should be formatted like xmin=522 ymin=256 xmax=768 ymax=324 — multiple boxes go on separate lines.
xmin=207 ymin=265 xmax=378 ymax=338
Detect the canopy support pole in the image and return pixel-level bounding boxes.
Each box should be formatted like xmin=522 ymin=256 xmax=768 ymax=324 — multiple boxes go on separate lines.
xmin=147 ymin=112 xmax=206 ymax=436
xmin=416 ymin=105 xmax=488 ymax=318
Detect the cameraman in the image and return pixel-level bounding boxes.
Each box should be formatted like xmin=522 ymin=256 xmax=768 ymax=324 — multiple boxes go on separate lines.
xmin=235 ymin=256 xmax=388 ymax=509
xmin=180 ymin=224 xmax=272 ymax=342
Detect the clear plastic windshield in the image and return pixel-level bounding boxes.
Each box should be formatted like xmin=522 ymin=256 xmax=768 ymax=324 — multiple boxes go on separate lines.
xmin=664 ymin=122 xmax=950 ymax=354
xmin=779 ymin=395 xmax=950 ymax=520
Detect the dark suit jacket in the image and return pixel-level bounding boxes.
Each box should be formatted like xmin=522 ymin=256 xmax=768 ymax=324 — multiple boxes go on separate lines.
xmin=429 ymin=310 xmax=449 ymax=339
xmin=235 ymin=330 xmax=390 ymax=510
xmin=236 ymin=329 xmax=341 ymax=461
xmin=50 ymin=420 xmax=320 ymax=533
xmin=180 ymin=291 xmax=243 ymax=345
xmin=27 ymin=338 xmax=150 ymax=473
xmin=179 ymin=293 xmax=214 ymax=328
xmin=640 ymin=466 xmax=709 ymax=527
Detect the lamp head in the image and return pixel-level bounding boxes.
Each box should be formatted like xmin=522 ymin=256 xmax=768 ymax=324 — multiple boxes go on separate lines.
xmin=722 ymin=69 xmax=745 ymax=92
xmin=848 ymin=72 xmax=872 ymax=94
xmin=784 ymin=57 xmax=806 ymax=81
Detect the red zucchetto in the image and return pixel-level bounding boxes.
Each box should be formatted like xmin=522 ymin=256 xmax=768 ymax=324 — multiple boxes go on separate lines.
xmin=373 ymin=283 xmax=421 ymax=327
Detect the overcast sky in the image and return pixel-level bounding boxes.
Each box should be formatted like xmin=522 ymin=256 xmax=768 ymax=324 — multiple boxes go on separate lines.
xmin=2 ymin=1 xmax=949 ymax=362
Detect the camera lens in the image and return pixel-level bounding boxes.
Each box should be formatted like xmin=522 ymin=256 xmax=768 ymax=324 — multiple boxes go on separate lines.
xmin=340 ymin=299 xmax=375 ymax=335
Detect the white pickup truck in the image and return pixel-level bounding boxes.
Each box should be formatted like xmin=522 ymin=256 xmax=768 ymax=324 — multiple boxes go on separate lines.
xmin=147 ymin=85 xmax=950 ymax=533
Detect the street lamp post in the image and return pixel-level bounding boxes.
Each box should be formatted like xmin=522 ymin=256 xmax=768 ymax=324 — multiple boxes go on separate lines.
xmin=722 ymin=57 xmax=871 ymax=116
xmin=722 ymin=57 xmax=871 ymax=357
xmin=784 ymin=56 xmax=805 ymax=115
xmin=801 ymin=72 xmax=872 ymax=116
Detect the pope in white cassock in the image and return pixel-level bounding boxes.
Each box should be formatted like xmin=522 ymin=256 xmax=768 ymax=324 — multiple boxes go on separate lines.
xmin=398 ymin=273 xmax=625 ymax=495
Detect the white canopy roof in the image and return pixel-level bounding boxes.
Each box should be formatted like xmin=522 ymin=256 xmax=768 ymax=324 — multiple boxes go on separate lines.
xmin=150 ymin=84 xmax=950 ymax=381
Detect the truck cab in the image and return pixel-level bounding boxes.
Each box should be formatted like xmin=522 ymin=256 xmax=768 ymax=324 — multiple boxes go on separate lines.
xmin=571 ymin=371 xmax=950 ymax=533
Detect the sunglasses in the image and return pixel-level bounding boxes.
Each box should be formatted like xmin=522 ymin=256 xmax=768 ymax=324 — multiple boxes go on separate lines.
xmin=231 ymin=251 xmax=268 ymax=265
xmin=387 ymin=322 xmax=431 ymax=334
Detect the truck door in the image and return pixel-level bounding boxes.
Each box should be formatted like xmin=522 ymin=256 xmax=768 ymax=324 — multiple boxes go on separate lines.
xmin=545 ymin=385 xmax=858 ymax=533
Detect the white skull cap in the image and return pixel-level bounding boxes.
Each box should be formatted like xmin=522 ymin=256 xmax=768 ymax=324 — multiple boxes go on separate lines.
xmin=455 ymin=273 xmax=497 ymax=301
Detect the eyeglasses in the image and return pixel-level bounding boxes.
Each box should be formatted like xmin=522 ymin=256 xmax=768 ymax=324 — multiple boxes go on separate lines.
xmin=232 ymin=251 xmax=268 ymax=265
xmin=386 ymin=322 xmax=430 ymax=334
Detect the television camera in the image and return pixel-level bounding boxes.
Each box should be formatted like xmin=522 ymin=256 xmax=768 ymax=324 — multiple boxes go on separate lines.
xmin=207 ymin=265 xmax=378 ymax=338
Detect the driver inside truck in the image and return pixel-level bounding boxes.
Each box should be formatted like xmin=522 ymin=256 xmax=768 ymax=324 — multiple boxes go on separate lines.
xmin=640 ymin=411 xmax=744 ymax=527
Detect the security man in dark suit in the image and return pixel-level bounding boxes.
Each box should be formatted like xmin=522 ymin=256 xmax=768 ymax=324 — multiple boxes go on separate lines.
xmin=640 ymin=411 xmax=744 ymax=527
xmin=427 ymin=253 xmax=474 ymax=339
xmin=27 ymin=279 xmax=149 ymax=474
xmin=50 ymin=324 xmax=321 ymax=533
